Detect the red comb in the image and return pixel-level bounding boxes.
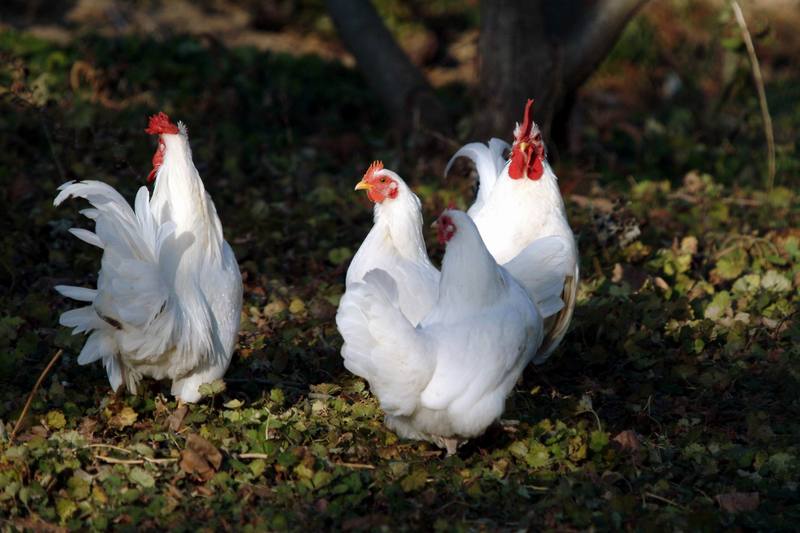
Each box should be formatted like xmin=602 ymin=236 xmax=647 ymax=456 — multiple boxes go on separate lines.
xmin=145 ymin=112 xmax=179 ymax=135
xmin=363 ymin=160 xmax=384 ymax=180
xmin=517 ymin=99 xmax=535 ymax=139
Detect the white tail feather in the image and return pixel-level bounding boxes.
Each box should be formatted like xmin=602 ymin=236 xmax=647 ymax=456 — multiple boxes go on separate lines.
xmin=55 ymin=285 xmax=97 ymax=302
xmin=59 ymin=306 xmax=106 ymax=334
xmin=104 ymin=353 xmax=123 ymax=391
xmin=55 ymin=180 xmax=177 ymax=377
xmin=444 ymin=138 xmax=510 ymax=215
xmin=336 ymin=269 xmax=432 ymax=417
xmin=79 ymin=208 xmax=99 ymax=220
xmin=68 ymin=228 xmax=104 ymax=248
xmin=533 ymin=261 xmax=580 ymax=363
xmin=78 ymin=330 xmax=115 ymax=365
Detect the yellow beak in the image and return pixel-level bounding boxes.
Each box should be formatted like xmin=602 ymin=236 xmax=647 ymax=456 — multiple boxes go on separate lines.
xmin=354 ymin=180 xmax=372 ymax=191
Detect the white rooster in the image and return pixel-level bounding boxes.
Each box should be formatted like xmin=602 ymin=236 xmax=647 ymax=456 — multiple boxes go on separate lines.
xmin=346 ymin=161 xmax=439 ymax=326
xmin=336 ymin=210 xmax=572 ymax=454
xmin=54 ymin=112 xmax=242 ymax=403
xmin=445 ymin=99 xmax=579 ymax=363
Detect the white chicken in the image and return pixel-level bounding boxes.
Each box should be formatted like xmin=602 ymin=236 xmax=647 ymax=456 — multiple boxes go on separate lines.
xmin=336 ymin=209 xmax=572 ymax=454
xmin=54 ymin=112 xmax=242 ymax=403
xmin=445 ymin=99 xmax=579 ymax=362
xmin=346 ymin=161 xmax=439 ymax=326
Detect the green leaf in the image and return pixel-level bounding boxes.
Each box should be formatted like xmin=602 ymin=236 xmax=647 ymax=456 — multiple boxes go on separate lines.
xmin=46 ymin=410 xmax=66 ymax=430
xmin=270 ymin=388 xmax=285 ymax=405
xmin=129 ymin=467 xmax=155 ymax=488
xmin=312 ymin=470 xmax=333 ymax=489
xmin=401 ymin=469 xmax=428 ymax=492
xmin=705 ymin=291 xmax=731 ymax=320
xmin=590 ymin=431 xmax=610 ymax=453
xmin=67 ymin=475 xmax=90 ymax=500
xmin=783 ymin=236 xmax=800 ymax=259
xmin=508 ymin=441 xmax=528 ymax=459
xmin=249 ymin=459 xmax=267 ymax=477
xmin=767 ymin=452 xmax=795 ymax=475
xmin=525 ymin=443 xmax=550 ymax=469
xmin=761 ymin=270 xmax=791 ymax=293
xmin=713 ymin=249 xmax=748 ymax=280
xmin=199 ymin=379 xmax=227 ymax=398
xmin=56 ymin=497 xmax=77 ymax=523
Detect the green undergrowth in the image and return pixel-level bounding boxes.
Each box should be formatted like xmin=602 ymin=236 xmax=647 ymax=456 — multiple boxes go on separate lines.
xmin=0 ymin=25 xmax=798 ymax=531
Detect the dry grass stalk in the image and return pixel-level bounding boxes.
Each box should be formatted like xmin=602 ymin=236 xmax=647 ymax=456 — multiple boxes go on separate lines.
xmin=731 ymin=0 xmax=776 ymax=191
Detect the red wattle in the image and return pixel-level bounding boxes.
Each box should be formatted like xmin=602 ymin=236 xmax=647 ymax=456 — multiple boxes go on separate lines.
xmin=528 ymin=156 xmax=544 ymax=180
xmin=508 ymin=151 xmax=525 ymax=180
xmin=367 ymin=188 xmax=385 ymax=203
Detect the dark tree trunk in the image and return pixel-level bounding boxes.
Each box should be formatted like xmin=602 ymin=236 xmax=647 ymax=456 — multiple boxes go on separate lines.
xmin=477 ymin=0 xmax=648 ymax=144
xmin=477 ymin=0 xmax=563 ymax=142
xmin=325 ymin=0 xmax=450 ymax=133
xmin=326 ymin=0 xmax=646 ymax=146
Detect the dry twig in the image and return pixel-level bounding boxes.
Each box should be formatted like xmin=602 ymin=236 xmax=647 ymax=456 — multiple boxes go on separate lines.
xmin=10 ymin=349 xmax=64 ymax=442
xmin=94 ymin=454 xmax=178 ymax=465
xmin=731 ymin=0 xmax=776 ymax=190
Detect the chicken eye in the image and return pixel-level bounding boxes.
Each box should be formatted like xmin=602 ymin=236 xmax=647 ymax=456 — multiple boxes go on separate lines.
xmin=379 ymin=177 xmax=387 ymax=183
xmin=533 ymin=133 xmax=542 ymax=142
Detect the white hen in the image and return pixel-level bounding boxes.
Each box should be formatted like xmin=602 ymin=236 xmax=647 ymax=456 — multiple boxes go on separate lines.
xmin=346 ymin=161 xmax=439 ymax=326
xmin=445 ymin=99 xmax=579 ymax=363
xmin=54 ymin=112 xmax=242 ymax=403
xmin=336 ymin=210 xmax=571 ymax=454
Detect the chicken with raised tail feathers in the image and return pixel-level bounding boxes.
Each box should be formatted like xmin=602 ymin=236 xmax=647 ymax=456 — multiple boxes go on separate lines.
xmin=445 ymin=99 xmax=580 ymax=363
xmin=53 ymin=112 xmax=243 ymax=403
xmin=336 ymin=209 xmax=572 ymax=454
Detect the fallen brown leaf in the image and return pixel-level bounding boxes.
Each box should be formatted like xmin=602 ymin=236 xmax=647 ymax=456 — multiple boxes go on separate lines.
xmin=716 ymin=492 xmax=759 ymax=513
xmin=167 ymin=405 xmax=188 ymax=432
xmin=180 ymin=448 xmax=214 ymax=482
xmin=613 ymin=430 xmax=641 ymax=454
xmin=186 ymin=433 xmax=223 ymax=469
xmin=78 ymin=417 xmax=98 ymax=438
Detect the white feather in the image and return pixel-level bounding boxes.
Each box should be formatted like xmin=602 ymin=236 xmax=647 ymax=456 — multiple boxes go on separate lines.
xmin=54 ymin=122 xmax=242 ymax=402
xmin=345 ymin=169 xmax=439 ymax=326
xmin=59 ymin=306 xmax=105 ymax=334
xmin=54 ymin=285 xmax=97 ymax=302
xmin=443 ymin=138 xmax=510 ymax=217
xmin=337 ymin=210 xmax=546 ymax=449
xmin=78 ymin=330 xmax=115 ymax=365
xmin=455 ymin=138 xmax=580 ymax=360
xmin=503 ymin=235 xmax=573 ymax=319
xmin=68 ymin=228 xmax=104 ymax=248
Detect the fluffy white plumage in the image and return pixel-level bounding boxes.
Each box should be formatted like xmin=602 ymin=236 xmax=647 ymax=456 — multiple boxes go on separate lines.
xmin=54 ymin=114 xmax=242 ymax=402
xmin=337 ymin=210 xmax=572 ymax=452
xmin=444 ymin=138 xmax=510 ymax=217
xmin=445 ymin=101 xmax=579 ymax=362
xmin=346 ymin=162 xmax=439 ymax=326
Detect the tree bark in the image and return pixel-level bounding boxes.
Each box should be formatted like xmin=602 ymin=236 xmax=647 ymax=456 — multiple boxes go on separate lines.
xmin=476 ymin=0 xmax=562 ymax=142
xmin=326 ymin=0 xmax=646 ymax=144
xmin=563 ymin=0 xmax=650 ymax=91
xmin=325 ymin=0 xmax=450 ymax=133
xmin=477 ymin=0 xmax=648 ymax=143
